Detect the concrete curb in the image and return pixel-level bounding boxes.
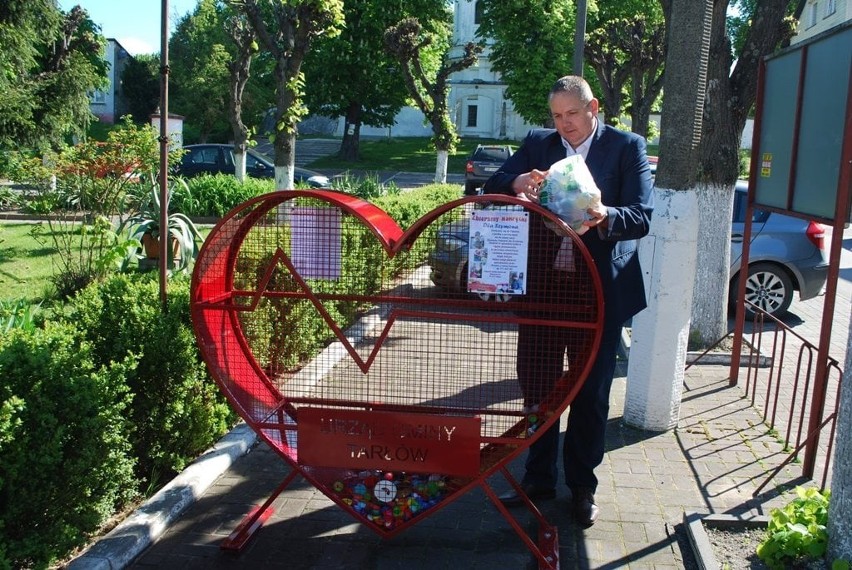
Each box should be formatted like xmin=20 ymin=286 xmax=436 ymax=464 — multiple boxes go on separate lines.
xmin=620 ymin=327 xmax=773 ymax=367
xmin=684 ymin=512 xmax=770 ymax=570
xmin=66 ymin=423 xmax=258 ymax=570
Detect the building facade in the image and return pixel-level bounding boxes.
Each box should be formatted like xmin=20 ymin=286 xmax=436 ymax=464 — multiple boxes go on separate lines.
xmin=446 ymin=0 xmax=536 ymax=141
xmin=89 ymin=38 xmax=132 ymax=124
xmin=792 ymin=0 xmax=851 ymax=43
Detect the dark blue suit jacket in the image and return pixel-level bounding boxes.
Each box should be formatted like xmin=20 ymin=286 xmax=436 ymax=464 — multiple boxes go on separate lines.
xmin=483 ymin=121 xmax=654 ymax=325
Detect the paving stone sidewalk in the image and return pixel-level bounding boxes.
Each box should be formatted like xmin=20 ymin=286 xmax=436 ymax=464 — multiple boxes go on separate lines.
xmin=109 ymin=357 xmax=808 ymax=570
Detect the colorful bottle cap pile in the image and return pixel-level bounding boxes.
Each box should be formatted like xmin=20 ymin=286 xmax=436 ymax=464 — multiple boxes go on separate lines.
xmin=330 ymin=470 xmax=449 ymax=529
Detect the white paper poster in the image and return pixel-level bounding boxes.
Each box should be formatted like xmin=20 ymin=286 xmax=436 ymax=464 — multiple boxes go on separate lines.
xmin=467 ymin=209 xmax=529 ymax=296
xmin=290 ymin=207 xmax=342 ymax=280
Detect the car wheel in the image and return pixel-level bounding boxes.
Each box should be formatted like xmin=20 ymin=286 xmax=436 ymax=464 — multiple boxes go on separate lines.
xmin=464 ymin=181 xmax=478 ymax=195
xmin=730 ymin=262 xmax=794 ymax=319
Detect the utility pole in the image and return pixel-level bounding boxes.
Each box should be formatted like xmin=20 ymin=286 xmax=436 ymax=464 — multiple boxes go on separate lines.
xmin=158 ymin=0 xmax=170 ymax=311
xmin=573 ymin=0 xmax=587 ymax=76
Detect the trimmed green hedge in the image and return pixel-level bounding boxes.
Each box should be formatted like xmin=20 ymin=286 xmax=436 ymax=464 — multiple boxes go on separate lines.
xmin=60 ymin=274 xmax=235 ymax=487
xmin=0 ymin=323 xmax=137 ymax=569
xmin=0 ymin=275 xmax=234 ymax=569
xmin=176 ymin=174 xmax=274 ymax=218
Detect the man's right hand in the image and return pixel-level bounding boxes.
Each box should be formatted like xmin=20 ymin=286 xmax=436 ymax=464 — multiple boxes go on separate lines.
xmin=512 ymin=170 xmax=548 ymax=201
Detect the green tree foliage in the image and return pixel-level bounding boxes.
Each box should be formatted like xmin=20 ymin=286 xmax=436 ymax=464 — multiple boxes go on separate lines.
xmin=121 ymin=54 xmax=161 ymax=124
xmin=585 ymin=2 xmax=666 ymax=138
xmin=302 ymin=0 xmax=450 ymax=161
xmin=383 ymin=17 xmax=481 ymax=181
xmin=237 ymin=0 xmax=344 ymax=188
xmin=477 ymin=0 xmax=577 ymax=126
xmin=0 ymin=2 xmax=108 ymax=150
xmin=169 ymin=0 xmax=232 ymax=142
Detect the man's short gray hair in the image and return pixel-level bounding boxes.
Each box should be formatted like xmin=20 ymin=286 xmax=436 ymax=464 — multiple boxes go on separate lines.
xmin=549 ymin=75 xmax=593 ymax=104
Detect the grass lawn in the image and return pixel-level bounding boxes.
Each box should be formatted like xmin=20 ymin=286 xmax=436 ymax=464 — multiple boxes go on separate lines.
xmin=308 ymin=136 xmax=522 ymax=173
xmin=0 ymin=221 xmax=215 ymax=304
xmin=0 ymin=222 xmax=63 ymax=303
xmin=308 ymin=136 xmax=661 ymax=174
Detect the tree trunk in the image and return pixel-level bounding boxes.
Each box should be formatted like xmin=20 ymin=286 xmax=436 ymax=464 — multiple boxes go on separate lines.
xmin=340 ymin=101 xmax=361 ymax=161
xmin=624 ymin=0 xmax=712 ymax=432
xmin=594 ymin=71 xmax=624 ymax=126
xmin=689 ymin=0 xmax=795 ymax=347
xmin=227 ymin=30 xmax=252 ymax=183
xmin=828 ymin=303 xmax=852 ymax=562
xmin=234 ymin=150 xmax=247 ymax=183
xmin=630 ymin=102 xmax=651 ymax=140
xmin=434 ymin=149 xmax=448 ymax=184
xmin=272 ymin=59 xmax=297 ymax=190
xmin=429 ymin=100 xmax=451 ymax=184
xmin=690 ymin=182 xmax=734 ymax=347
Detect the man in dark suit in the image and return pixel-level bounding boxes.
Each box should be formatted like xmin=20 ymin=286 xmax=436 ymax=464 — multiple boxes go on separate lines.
xmin=483 ymin=75 xmax=654 ymax=527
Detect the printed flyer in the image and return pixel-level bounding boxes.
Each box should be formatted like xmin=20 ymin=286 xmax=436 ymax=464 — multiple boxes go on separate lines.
xmin=290 ymin=207 xmax=342 ymax=279
xmin=467 ymin=209 xmax=529 ymax=296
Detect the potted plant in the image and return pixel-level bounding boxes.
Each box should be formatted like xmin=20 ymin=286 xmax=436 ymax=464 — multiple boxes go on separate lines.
xmin=123 ymin=176 xmax=202 ymax=271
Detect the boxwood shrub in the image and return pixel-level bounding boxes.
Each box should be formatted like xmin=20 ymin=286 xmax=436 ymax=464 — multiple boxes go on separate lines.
xmin=59 ymin=274 xmax=235 ymax=489
xmin=0 ymin=323 xmax=137 ymax=569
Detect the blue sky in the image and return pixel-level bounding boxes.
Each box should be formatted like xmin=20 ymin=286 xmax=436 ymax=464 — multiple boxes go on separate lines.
xmin=59 ymin=1 xmax=199 ymax=56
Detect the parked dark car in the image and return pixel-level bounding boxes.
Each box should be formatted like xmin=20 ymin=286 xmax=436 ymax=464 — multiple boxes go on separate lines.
xmin=464 ymin=144 xmax=513 ymax=195
xmin=177 ymin=144 xmax=331 ymax=188
xmin=429 ymin=182 xmax=828 ymax=317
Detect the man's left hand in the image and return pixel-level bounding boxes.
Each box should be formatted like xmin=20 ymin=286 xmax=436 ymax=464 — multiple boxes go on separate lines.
xmin=583 ymin=203 xmax=608 ymax=229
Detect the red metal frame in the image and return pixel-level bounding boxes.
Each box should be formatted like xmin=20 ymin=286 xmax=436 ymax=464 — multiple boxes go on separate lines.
xmin=191 ymin=191 xmax=603 ymax=565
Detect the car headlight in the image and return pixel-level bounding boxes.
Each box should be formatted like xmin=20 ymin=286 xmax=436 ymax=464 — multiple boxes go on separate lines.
xmin=435 ymin=235 xmax=466 ymax=252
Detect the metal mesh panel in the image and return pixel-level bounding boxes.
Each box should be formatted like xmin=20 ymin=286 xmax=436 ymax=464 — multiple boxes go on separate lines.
xmin=191 ymin=190 xmax=603 ymax=534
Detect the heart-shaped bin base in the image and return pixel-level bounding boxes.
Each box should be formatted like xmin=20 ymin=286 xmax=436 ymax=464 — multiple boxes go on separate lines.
xmin=191 ymin=191 xmax=603 ymax=558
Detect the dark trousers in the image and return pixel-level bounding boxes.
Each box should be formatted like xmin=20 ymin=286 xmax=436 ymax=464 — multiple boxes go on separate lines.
xmin=517 ymin=319 xmax=623 ymax=492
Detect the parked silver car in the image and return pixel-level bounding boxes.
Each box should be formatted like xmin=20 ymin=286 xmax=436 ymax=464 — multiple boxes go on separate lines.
xmin=429 ymin=182 xmax=828 ymax=318
xmin=730 ymin=181 xmax=827 ymax=318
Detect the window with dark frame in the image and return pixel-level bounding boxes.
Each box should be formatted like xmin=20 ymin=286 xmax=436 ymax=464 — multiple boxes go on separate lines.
xmin=474 ymin=1 xmax=484 ymax=25
xmin=467 ymin=104 xmax=478 ymax=128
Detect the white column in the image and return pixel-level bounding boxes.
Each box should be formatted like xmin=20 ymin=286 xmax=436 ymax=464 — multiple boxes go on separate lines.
xmin=624 ymin=187 xmax=699 ymax=431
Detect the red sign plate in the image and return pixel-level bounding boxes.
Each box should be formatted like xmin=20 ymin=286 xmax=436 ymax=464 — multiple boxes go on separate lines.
xmin=298 ymin=408 xmax=481 ymax=477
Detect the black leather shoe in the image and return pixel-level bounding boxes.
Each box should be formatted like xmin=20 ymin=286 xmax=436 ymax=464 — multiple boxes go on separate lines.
xmin=498 ymin=484 xmax=556 ymax=506
xmin=571 ymin=487 xmax=599 ymax=527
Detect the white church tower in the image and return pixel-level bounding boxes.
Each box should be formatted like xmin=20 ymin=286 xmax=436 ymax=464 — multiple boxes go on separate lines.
xmin=448 ymin=0 xmax=537 ymax=140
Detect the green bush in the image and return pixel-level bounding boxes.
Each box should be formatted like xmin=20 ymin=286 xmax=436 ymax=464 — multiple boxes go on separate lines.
xmin=375 ymin=183 xmax=461 ymax=273
xmin=60 ymin=274 xmax=235 ymax=488
xmin=0 ymin=323 xmax=137 ymax=569
xmin=180 ymin=174 xmax=274 ymax=218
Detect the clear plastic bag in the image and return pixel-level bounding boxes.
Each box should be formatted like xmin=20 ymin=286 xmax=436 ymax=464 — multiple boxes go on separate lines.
xmin=538 ymin=155 xmax=600 ymax=235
